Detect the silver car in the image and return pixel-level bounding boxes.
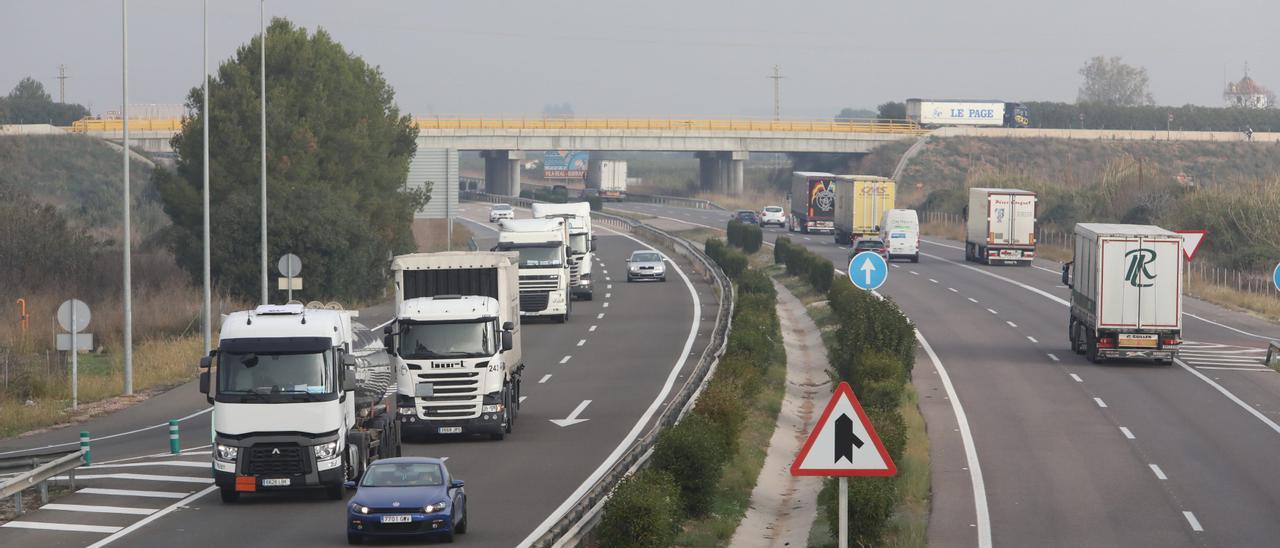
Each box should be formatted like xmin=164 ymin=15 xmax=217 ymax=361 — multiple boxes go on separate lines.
xmin=626 ymin=250 xmax=666 ymax=282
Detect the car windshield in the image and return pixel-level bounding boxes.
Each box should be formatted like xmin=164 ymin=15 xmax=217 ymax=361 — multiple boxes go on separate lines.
xmin=362 ymin=463 xmax=445 ymax=487
xmin=631 ymin=252 xmax=662 ymax=262
xmin=498 ymin=245 xmax=562 ymax=268
xmin=399 ymin=320 xmax=495 ymax=359
xmin=856 ymin=240 xmax=885 ymax=249
xmin=492 ymin=204 xmax=511 ymax=211
xmin=217 ymin=351 xmax=334 ymax=396
xmin=569 ymin=234 xmax=589 ymax=254
xmin=764 ymin=207 xmax=782 ymax=213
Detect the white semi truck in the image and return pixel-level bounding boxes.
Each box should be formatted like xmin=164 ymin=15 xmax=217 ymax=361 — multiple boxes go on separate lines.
xmin=586 ymin=160 xmax=628 ymax=201
xmin=1062 ymin=224 xmax=1183 ymax=364
xmin=532 ymin=202 xmax=596 ymax=301
xmin=387 ymin=252 xmax=524 ymax=440
xmin=496 ymin=218 xmax=573 ymax=322
xmin=965 ymin=187 xmax=1038 ymax=265
xmin=200 ymin=304 xmax=400 ymax=503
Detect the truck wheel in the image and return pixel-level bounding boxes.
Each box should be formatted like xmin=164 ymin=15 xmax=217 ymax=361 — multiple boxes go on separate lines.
xmin=219 ymin=484 xmax=240 ymax=503
xmin=911 ymin=254 xmax=919 ymax=263
xmin=504 ymin=388 xmax=514 ymax=434
xmin=1085 ymin=331 xmax=1103 ymax=364
xmin=347 ymin=432 xmax=369 ymax=481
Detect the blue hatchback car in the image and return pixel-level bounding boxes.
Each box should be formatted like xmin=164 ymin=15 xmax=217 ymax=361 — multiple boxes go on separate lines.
xmin=346 ymin=457 xmax=467 ymax=544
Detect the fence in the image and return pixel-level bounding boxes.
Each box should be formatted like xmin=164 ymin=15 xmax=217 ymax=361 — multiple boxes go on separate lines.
xmin=461 ymin=190 xmax=734 ymax=546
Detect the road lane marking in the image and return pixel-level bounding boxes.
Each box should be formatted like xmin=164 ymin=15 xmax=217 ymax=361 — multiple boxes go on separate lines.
xmin=605 ymin=293 xmax=612 ymax=298
xmin=605 ymin=276 xmax=611 ymax=281
xmin=916 ymin=329 xmax=991 ymax=548
xmin=597 ymin=313 xmax=605 ymax=319
xmin=1094 ymin=398 xmax=1108 ymax=408
xmin=1185 ymin=312 xmax=1276 ymax=341
xmin=77 ymin=488 xmax=190 ymax=499
xmin=589 ymin=325 xmax=598 ymax=332
xmin=0 ymin=406 xmax=214 ymax=458
xmin=1070 ymin=374 xmax=1083 ymax=382
xmin=1183 ymin=511 xmax=1204 ymax=532
xmin=86 ymin=485 xmax=219 ymax=547
xmin=56 ymin=473 xmax=212 ymax=484
xmin=987 ymin=308 xmax=998 ymax=315
xmin=519 ymin=396 xmax=527 ymax=403
xmin=1006 ymin=321 xmax=1018 ymax=328
xmin=1120 ymin=427 xmax=1135 ymax=439
xmin=1175 ymin=358 xmax=1280 ymax=435
xmin=539 ymin=374 xmax=552 ymax=384
xmin=1048 ymin=353 xmax=1060 ymax=362
xmin=929 ymin=278 xmax=939 ymax=283
xmin=603 ymin=302 xmax=610 ymax=308
xmin=607 ymin=284 xmax=612 ymax=289
xmin=43 ymin=503 xmax=157 ymax=516
xmin=948 ymin=287 xmax=958 ymax=292
xmin=559 ymin=355 xmax=572 ymax=364
xmin=1027 ymin=336 xmax=1038 ymax=343
xmin=1194 ymin=366 xmax=1274 ymax=372
xmin=968 ymin=297 xmax=978 ymax=303
xmin=87 ymin=461 xmax=209 ymax=470
xmin=577 ymin=339 xmax=586 ymax=347
xmin=1149 ymin=464 xmax=1167 ymax=480
xmin=2 ymin=521 xmax=123 ymax=533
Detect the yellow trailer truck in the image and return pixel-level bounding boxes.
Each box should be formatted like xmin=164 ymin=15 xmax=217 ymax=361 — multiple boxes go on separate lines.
xmin=832 ymin=175 xmax=896 ymax=246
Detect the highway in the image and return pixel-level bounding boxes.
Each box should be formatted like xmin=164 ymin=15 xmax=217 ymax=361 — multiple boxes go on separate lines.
xmin=0 ymin=203 xmax=717 ymax=547
xmin=610 ymin=201 xmax=1280 ymax=547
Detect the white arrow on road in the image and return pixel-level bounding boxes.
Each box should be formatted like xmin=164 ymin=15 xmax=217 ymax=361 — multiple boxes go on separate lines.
xmin=550 ymin=400 xmax=593 ymax=427
xmin=860 ymin=257 xmax=877 ymax=285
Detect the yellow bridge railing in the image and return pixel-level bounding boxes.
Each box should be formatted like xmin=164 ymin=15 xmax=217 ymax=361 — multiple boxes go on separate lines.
xmin=64 ymin=116 xmax=926 ymax=135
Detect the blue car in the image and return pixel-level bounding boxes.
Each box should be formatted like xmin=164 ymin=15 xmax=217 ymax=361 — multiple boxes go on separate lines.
xmin=346 ymin=457 xmax=467 ymax=544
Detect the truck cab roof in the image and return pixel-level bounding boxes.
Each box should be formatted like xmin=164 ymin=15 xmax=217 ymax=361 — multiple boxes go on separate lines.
xmin=499 ymin=218 xmax=564 ymax=232
xmin=220 ymin=305 xmax=356 ymax=347
xmin=399 ymin=295 xmax=500 ymax=323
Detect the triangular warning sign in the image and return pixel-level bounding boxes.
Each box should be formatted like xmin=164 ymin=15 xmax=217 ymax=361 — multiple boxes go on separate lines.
xmin=1175 ymin=230 xmax=1206 ymax=262
xmin=791 ymin=381 xmax=897 ymax=477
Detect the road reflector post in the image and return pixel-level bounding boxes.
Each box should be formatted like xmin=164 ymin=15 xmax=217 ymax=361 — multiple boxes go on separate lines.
xmin=169 ymin=419 xmax=181 ymax=454
xmin=80 ymin=431 xmax=91 ymax=466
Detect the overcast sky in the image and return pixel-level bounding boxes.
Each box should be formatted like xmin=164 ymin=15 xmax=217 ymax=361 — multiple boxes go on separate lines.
xmin=2 ymin=0 xmax=1274 ymax=119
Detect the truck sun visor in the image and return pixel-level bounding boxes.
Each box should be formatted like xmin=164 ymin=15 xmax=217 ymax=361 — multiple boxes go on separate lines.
xmin=219 ymin=337 xmax=331 ymax=354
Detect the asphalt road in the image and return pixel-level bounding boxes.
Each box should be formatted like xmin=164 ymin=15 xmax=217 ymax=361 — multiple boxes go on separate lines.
xmin=0 ymin=202 xmax=716 ymax=547
xmin=610 ymin=201 xmax=1280 ymax=547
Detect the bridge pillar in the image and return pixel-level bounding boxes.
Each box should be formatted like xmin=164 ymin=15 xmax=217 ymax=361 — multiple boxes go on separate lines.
xmin=698 ymin=151 xmax=748 ymax=195
xmin=697 ymin=151 xmax=725 ymax=193
xmin=482 ymin=150 xmax=524 ymax=196
xmin=728 ymin=151 xmax=748 ymax=196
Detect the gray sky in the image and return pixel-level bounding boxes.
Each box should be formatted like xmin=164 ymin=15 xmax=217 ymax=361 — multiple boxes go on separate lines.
xmin=2 ymin=0 xmax=1274 ymax=119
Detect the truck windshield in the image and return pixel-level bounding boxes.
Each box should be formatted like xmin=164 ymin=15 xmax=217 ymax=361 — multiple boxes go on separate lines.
xmin=501 ymin=246 xmax=562 ymax=268
xmin=399 ymin=320 xmax=495 ymax=359
xmin=217 ymin=351 xmax=335 ymax=399
xmin=569 ymin=234 xmax=588 ymax=255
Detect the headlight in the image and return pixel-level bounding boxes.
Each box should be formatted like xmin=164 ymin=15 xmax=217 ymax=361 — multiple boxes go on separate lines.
xmin=313 ymin=441 xmax=340 ymax=460
xmin=423 ymin=500 xmax=449 ymax=513
xmin=351 ymin=503 xmax=369 ymax=515
xmin=482 ymin=403 xmax=505 ymax=413
xmin=398 ymin=406 xmax=416 ymax=415
xmin=215 ymin=444 xmax=238 ymax=461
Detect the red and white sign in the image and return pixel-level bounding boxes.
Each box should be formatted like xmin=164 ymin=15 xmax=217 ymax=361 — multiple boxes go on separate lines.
xmin=1175 ymin=230 xmax=1207 ymax=262
xmin=791 ymin=382 xmax=897 ymax=477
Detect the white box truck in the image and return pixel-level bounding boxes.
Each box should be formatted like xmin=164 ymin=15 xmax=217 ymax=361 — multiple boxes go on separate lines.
xmin=587 ymin=160 xmax=628 ymax=201
xmin=200 ymin=304 xmax=400 ymax=502
xmin=880 ymin=208 xmax=920 ymax=262
xmin=1063 ymin=224 xmax=1183 ymax=364
xmin=789 ymin=172 xmax=837 ymax=234
xmin=904 ymin=99 xmax=1030 ymax=128
xmin=496 ymin=218 xmax=573 ymax=322
xmin=386 ymin=252 xmax=524 ymax=440
xmin=965 ymin=188 xmax=1037 ymax=265
xmin=532 ymin=202 xmax=596 ymax=300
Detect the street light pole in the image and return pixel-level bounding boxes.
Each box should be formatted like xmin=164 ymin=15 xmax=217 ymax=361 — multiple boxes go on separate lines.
xmin=121 ymin=0 xmax=133 ymax=396
xmin=259 ymin=0 xmax=268 ymax=305
xmin=202 ymin=0 xmax=212 ymax=353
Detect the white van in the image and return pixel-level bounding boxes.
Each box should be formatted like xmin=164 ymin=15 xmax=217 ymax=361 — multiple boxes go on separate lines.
xmin=880 ymin=209 xmax=919 ymax=262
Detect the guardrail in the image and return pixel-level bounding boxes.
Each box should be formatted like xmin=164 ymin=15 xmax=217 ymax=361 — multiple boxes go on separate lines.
xmin=624 ymin=192 xmax=725 ymax=210
xmin=1267 ymin=341 xmax=1280 ymax=372
xmin=462 ymin=191 xmax=734 ymax=546
xmin=0 ymin=447 xmax=85 ymax=515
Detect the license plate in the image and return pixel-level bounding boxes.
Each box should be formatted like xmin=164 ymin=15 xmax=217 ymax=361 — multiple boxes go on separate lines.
xmin=1000 ymin=249 xmax=1021 ymax=257
xmin=261 ymin=478 xmax=290 ymax=487
xmin=437 ymin=427 xmax=462 ymax=434
xmin=414 ymin=383 xmax=434 ymax=398
xmin=1120 ymin=334 xmax=1158 ymax=348
xmin=381 ymin=515 xmax=412 ymax=524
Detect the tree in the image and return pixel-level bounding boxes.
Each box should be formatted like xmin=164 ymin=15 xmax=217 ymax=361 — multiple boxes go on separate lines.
xmin=156 ymin=18 xmax=425 ymax=302
xmin=877 ymin=101 xmax=906 ymax=120
xmin=0 ymin=77 xmax=90 ymax=125
xmin=1077 ymin=56 xmax=1155 ymax=106
xmin=835 ymin=107 xmax=876 ymax=121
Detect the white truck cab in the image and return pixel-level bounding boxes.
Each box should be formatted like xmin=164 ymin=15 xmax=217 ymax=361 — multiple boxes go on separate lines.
xmin=532 ymin=202 xmax=596 ymax=301
xmin=496 ymin=218 xmax=573 ymax=322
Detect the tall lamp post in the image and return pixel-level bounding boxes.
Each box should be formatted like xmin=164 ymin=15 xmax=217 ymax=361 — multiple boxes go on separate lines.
xmin=259 ymin=0 xmax=269 ymax=305
xmin=121 ymin=0 xmax=134 ymax=396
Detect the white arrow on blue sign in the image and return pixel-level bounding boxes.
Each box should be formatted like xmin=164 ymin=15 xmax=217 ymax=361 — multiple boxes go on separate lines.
xmin=848 ymin=251 xmax=888 ymax=291
xmin=1273 ymin=261 xmax=1279 ymax=292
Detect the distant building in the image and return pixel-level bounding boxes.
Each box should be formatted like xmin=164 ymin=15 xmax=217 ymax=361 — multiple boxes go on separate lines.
xmin=1224 ymin=70 xmax=1274 ymax=109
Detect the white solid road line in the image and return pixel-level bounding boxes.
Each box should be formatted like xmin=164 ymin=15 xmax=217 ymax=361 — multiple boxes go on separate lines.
xmin=56 ymin=473 xmax=213 ymax=484
xmin=77 ymin=488 xmax=190 ymax=499
xmin=1149 ymin=464 xmax=1168 ymax=480
xmin=539 ymin=374 xmax=552 ymax=384
xmin=1070 ymin=374 xmax=1083 ymax=383
xmin=1183 ymin=511 xmax=1204 ymax=532
xmin=559 ymin=355 xmax=572 ymax=364
xmin=2 ymin=521 xmax=123 ymax=534
xmin=42 ymin=503 xmax=157 ymax=516
xmin=1120 ymin=427 xmax=1136 ymax=439
xmin=0 ymin=406 xmax=214 ymax=458
xmin=1094 ymin=397 xmax=1108 ymax=408
xmin=87 ymin=461 xmax=210 ymax=470
xmin=1175 ymin=358 xmax=1280 ymax=434
xmin=916 ymin=329 xmax=991 ymax=548
xmin=1194 ymin=366 xmax=1274 ymax=372
xmin=86 ymin=485 xmax=219 ymax=547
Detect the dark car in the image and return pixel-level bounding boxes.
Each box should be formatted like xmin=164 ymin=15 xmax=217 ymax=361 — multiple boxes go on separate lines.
xmin=732 ymin=209 xmax=760 ymax=224
xmin=346 ymin=457 xmax=467 ymax=544
xmin=851 ymin=238 xmax=888 ymax=260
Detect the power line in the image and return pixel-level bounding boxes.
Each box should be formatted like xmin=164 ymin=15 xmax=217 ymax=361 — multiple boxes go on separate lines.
xmin=57 ymin=64 xmax=69 ymax=103
xmin=768 ymin=64 xmax=784 ymax=120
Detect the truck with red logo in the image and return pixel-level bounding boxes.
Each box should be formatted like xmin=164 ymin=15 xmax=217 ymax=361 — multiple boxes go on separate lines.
xmin=789 ymin=172 xmax=837 ymax=234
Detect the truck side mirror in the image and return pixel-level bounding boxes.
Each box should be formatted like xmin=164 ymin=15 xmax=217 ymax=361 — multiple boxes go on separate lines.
xmin=342 ymin=367 xmax=357 ymax=392
xmin=199 ymin=371 xmax=211 ymax=396
xmin=1061 ymin=262 xmax=1073 ymax=288
xmin=383 ymin=334 xmax=396 ymax=355
xmin=199 ymin=356 xmax=212 ymax=369
xmin=342 ymin=354 xmax=357 ymax=368
xmin=590 ymin=235 xmax=598 ymax=252
xmin=502 ymin=331 xmax=514 ymax=352
xmin=503 ymin=321 xmax=515 ymax=331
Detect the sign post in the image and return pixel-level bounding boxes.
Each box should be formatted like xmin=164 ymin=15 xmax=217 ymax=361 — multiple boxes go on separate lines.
xmin=56 ymin=299 xmax=92 ymax=411
xmin=1175 ymin=230 xmax=1206 ymax=296
xmin=277 ymin=253 xmax=302 ymax=303
xmin=791 ymin=382 xmax=898 ymax=548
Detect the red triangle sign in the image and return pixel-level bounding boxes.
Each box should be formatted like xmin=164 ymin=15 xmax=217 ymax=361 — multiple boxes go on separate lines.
xmin=1175 ymin=230 xmax=1207 ymax=262
xmin=791 ymin=382 xmax=897 ymax=477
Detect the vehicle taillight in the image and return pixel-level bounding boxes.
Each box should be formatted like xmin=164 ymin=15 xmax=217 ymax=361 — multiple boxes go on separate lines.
xmin=1097 ymin=337 xmax=1117 ymax=349
xmin=1161 ymin=337 xmax=1181 ymax=346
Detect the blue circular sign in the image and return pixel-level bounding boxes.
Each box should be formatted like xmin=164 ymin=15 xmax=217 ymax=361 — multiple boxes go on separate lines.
xmin=1273 ymin=261 xmax=1280 ymax=292
xmin=848 ymin=251 xmax=888 ymax=291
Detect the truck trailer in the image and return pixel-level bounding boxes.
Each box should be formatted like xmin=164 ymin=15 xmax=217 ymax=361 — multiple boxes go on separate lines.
xmin=532 ymin=202 xmax=596 ymax=300
xmin=789 ymin=172 xmax=837 ymax=234
xmin=905 ymin=99 xmax=1030 ymax=128
xmin=496 ymin=218 xmax=572 ymax=322
xmin=1062 ymin=224 xmax=1183 ymax=364
xmin=832 ymin=175 xmax=895 ymax=246
xmin=201 ymin=304 xmax=400 ymax=503
xmin=586 ymin=160 xmax=628 ymax=201
xmin=387 ymin=252 xmax=524 ymax=440
xmin=965 ymin=187 xmax=1037 ymax=265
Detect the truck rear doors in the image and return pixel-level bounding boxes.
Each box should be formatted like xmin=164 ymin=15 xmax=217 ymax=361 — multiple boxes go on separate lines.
xmin=1097 ymin=236 xmax=1182 ymax=330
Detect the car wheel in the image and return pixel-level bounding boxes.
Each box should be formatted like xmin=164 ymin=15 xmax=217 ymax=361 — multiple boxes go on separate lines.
xmin=456 ymin=503 xmax=468 ymax=534
xmin=347 ymin=533 xmax=363 ymax=545
xmin=660 ymin=276 xmax=667 ymax=282
xmin=219 ymin=485 xmax=240 ymax=503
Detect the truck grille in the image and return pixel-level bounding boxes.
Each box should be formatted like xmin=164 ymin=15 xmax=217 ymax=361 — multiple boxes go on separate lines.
xmin=415 ymin=370 xmax=481 ymax=418
xmin=246 ymin=444 xmax=307 ymax=476
xmin=568 ymin=258 xmax=582 ymax=285
xmin=519 ymin=274 xmax=559 ymax=312
xmin=520 ymin=292 xmax=549 ymax=312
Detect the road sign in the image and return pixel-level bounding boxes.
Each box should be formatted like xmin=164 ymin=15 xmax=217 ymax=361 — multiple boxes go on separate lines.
xmin=56 ymin=299 xmax=91 ymax=332
xmin=1273 ymin=262 xmax=1279 ymax=292
xmin=277 ymin=253 xmax=302 ymax=277
xmin=277 ymin=277 xmax=303 ymax=291
xmin=1175 ymin=230 xmax=1206 ymax=262
xmin=791 ymin=381 xmax=897 ymax=476
xmin=57 ymin=333 xmax=93 ymax=352
xmin=848 ymin=252 xmax=888 ymax=291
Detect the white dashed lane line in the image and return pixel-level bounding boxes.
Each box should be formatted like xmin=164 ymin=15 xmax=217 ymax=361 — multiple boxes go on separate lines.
xmin=1149 ymin=464 xmax=1167 ymax=480
xmin=987 ymin=308 xmax=998 ymax=315
xmin=1047 ymin=353 xmax=1059 ymax=362
xmin=1006 ymin=321 xmax=1018 ymax=328
xmin=576 ymin=339 xmax=586 ymax=347
xmin=968 ymin=297 xmax=978 ymax=303
xmin=589 ymin=325 xmax=597 ymax=332
xmin=559 ymin=355 xmax=572 ymax=364
xmin=603 ymin=302 xmax=610 ymax=308
xmin=948 ymin=287 xmax=958 ymax=292
xmin=1026 ymin=336 xmax=1038 ymax=344
xmin=597 ymin=313 xmax=605 ymax=319
xmin=1070 ymin=374 xmax=1083 ymax=383
xmin=539 ymin=374 xmax=552 ymax=384
xmin=1120 ymin=426 xmax=1135 ymax=439
xmin=1094 ymin=397 xmax=1108 ymax=408
xmin=1184 ymin=512 xmax=1204 ymax=532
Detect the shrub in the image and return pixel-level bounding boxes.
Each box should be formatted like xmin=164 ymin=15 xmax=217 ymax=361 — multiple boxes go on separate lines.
xmin=808 ymin=256 xmax=833 ymax=293
xmin=819 ymin=475 xmax=899 ymax=547
xmin=596 ymin=468 xmax=683 ymax=548
xmin=736 ymin=268 xmax=775 ymax=297
xmin=785 ymin=245 xmax=810 ymax=278
xmin=741 ymin=223 xmax=763 ymax=253
xmin=705 ymin=238 xmax=725 ymax=264
xmin=718 ymin=248 xmax=748 ymax=280
xmin=774 ymin=237 xmax=791 ymax=264
xmin=651 ymin=414 xmax=729 ymax=517
xmin=692 ymin=378 xmax=746 ymax=456
xmin=867 ymin=407 xmax=907 ymax=463
xmin=726 ymin=220 xmax=743 ymax=247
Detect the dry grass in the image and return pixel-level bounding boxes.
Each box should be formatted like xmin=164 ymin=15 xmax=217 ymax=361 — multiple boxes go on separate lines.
xmin=412 ymin=219 xmax=477 ymax=253
xmin=1187 ymin=271 xmax=1280 ymax=322
xmin=919 ymin=221 xmax=965 ymax=243
xmin=694 ymin=189 xmax=788 ymax=212
xmin=881 ymin=384 xmax=930 ymax=548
